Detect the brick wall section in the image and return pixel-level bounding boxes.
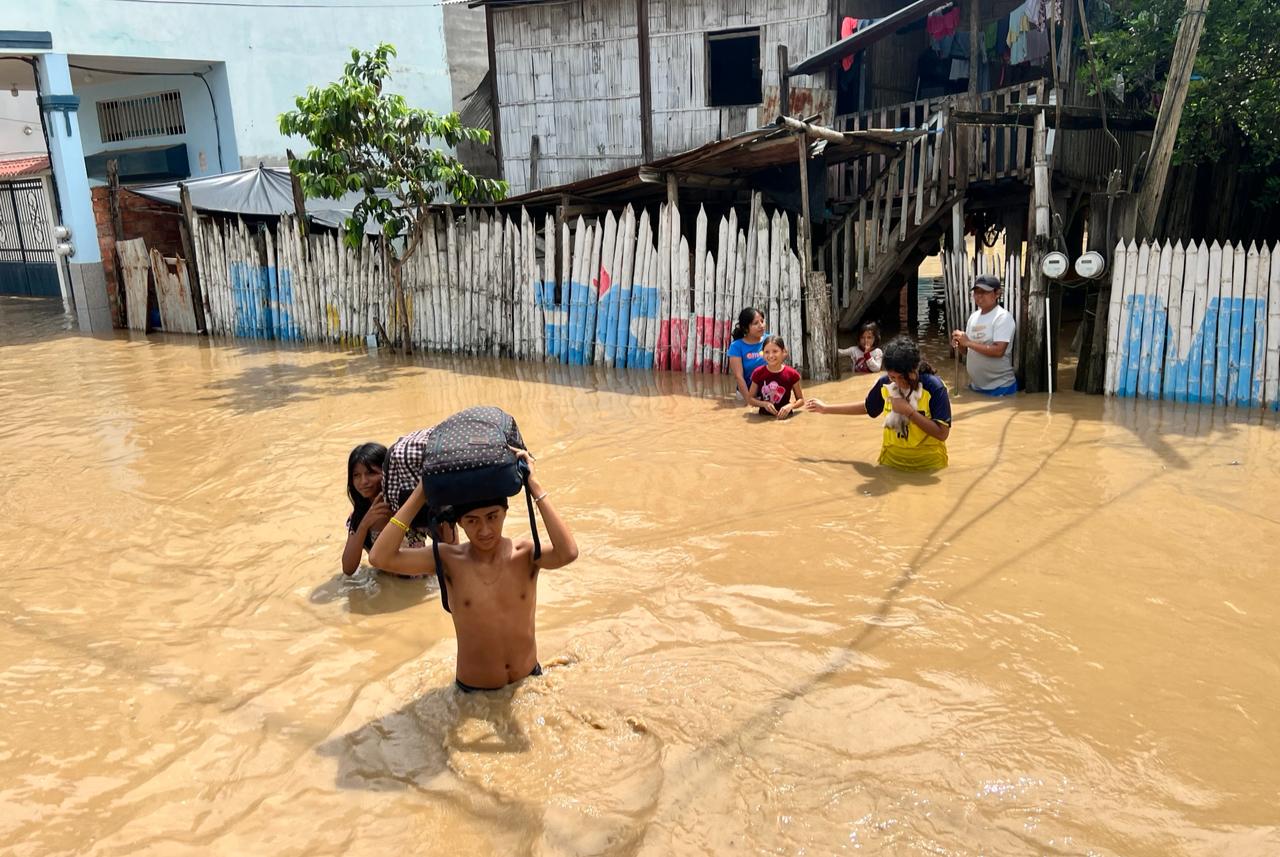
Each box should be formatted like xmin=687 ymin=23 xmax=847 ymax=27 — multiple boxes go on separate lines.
xmin=92 ymin=187 xmax=184 ymax=328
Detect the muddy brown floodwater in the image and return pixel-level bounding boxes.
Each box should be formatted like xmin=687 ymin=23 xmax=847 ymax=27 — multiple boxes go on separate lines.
xmin=2 ymin=295 xmax=1278 ymax=856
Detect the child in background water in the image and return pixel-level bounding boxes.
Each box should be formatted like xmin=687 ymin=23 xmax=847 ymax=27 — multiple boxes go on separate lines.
xmin=727 ymin=307 xmax=769 ymax=400
xmin=342 ymin=442 xmax=391 ymax=575
xmin=805 ymin=336 xmax=952 ymax=471
xmin=747 ymin=335 xmax=805 ymax=419
xmin=838 ymin=322 xmax=883 ymax=373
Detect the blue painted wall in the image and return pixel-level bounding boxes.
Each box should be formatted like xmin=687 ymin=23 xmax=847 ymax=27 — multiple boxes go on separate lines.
xmin=74 ymin=70 xmax=232 ymax=185
xmin=10 ymin=0 xmax=456 ymax=169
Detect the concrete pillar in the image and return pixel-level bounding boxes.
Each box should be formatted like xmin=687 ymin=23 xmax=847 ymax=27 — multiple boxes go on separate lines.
xmin=36 ymin=52 xmax=112 ymax=332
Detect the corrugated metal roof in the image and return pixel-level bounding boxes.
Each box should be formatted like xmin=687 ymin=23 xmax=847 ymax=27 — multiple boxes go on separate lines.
xmin=0 ymin=155 xmax=50 ymax=178
xmin=497 ymin=120 xmax=925 ymax=208
xmin=458 ymin=70 xmax=493 ymax=132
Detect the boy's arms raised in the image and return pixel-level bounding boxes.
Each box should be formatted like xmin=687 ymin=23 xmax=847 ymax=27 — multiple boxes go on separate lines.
xmin=511 ymin=448 xmax=579 ymax=571
xmin=368 ymin=482 xmax=438 ymax=576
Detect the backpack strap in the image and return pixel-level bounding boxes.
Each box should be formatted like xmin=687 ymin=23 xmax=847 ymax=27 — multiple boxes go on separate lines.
xmin=524 ymin=474 xmax=541 ymax=563
xmin=432 ymin=536 xmax=451 ymax=613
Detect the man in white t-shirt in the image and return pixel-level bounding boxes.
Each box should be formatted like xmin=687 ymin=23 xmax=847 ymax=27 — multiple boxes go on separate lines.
xmin=952 ymin=274 xmax=1018 ymax=396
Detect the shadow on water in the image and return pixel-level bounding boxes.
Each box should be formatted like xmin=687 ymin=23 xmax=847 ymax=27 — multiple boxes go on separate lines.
xmin=309 ymin=569 xmax=438 ymax=616
xmin=650 ymin=403 xmax=1081 ymax=813
xmin=196 ymin=355 xmax=418 ymax=415
xmin=797 ymin=458 xmax=941 ymax=495
xmin=315 ymin=684 xmax=531 ymax=792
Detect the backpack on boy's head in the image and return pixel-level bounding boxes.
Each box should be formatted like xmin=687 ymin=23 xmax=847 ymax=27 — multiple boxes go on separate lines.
xmin=420 ymin=406 xmax=528 ymax=508
xmin=421 ymin=406 xmax=541 ymax=613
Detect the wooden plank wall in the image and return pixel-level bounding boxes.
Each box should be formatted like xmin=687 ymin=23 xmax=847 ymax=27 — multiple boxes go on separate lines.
xmin=648 ymin=0 xmax=833 ymax=156
xmin=191 ymin=198 xmax=813 ymax=376
xmin=491 ymin=0 xmax=836 ymax=191
xmin=492 ymin=0 xmax=645 ymax=195
xmin=1105 ymin=240 xmax=1280 ymax=409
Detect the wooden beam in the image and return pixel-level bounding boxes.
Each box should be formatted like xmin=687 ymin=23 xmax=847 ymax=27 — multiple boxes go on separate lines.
xmin=529 ymin=134 xmax=541 ymax=191
xmin=485 ymin=5 xmax=504 ymax=181
xmin=177 ymin=182 xmax=208 ymax=334
xmin=952 ymin=105 xmax=1156 ymax=131
xmin=105 ymin=158 xmax=127 ymax=327
xmin=777 ymin=44 xmax=790 ymax=119
xmin=1058 ymin=0 xmax=1076 ymax=86
xmin=967 ymin=0 xmax=980 ymax=97
xmin=1023 ymin=112 xmax=1052 ymax=393
xmin=636 ymin=0 xmax=654 ymax=163
xmin=796 ymin=134 xmax=812 ymax=284
xmin=285 ymin=148 xmax=309 ymax=235
xmin=1135 ymin=0 xmax=1211 ymax=239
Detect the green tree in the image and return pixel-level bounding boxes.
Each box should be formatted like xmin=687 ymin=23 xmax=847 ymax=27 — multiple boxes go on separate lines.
xmin=280 ymin=43 xmax=507 ymax=350
xmin=1090 ymin=0 xmax=1280 ymax=206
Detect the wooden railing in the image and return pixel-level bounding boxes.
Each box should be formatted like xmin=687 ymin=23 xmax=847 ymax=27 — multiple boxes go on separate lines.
xmin=829 ymin=79 xmax=1052 ymax=205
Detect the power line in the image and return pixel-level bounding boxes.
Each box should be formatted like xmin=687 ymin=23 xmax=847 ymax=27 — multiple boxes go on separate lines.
xmin=108 ymin=0 xmax=445 ymax=8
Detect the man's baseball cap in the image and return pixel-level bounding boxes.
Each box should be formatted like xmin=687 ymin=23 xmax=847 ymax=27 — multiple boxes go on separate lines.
xmin=973 ymin=274 xmax=1002 ymax=291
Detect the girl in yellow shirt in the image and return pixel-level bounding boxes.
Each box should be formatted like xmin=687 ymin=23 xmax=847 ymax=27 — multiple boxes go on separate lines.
xmin=805 ymin=337 xmax=952 ymax=472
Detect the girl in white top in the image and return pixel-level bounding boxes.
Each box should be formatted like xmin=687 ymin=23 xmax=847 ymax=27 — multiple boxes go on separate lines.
xmin=838 ymin=322 xmax=884 ymax=374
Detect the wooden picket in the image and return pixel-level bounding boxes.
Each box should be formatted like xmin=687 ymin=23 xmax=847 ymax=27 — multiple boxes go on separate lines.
xmin=189 ymin=202 xmax=817 ymax=377
xmin=940 ymin=247 xmax=1023 ymax=355
xmin=1105 ymin=239 xmax=1279 ymax=409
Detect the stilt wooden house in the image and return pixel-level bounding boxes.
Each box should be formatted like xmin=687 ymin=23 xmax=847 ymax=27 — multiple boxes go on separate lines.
xmin=471 ymin=0 xmax=1149 ymax=389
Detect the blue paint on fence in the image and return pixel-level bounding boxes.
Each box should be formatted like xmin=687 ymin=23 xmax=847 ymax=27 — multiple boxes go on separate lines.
xmin=534 ymin=278 xmax=658 ymax=368
xmin=1238 ymin=294 xmax=1256 ymax=406
xmin=278 ymin=268 xmax=296 ymax=341
xmin=1117 ymin=293 xmax=1269 ymax=406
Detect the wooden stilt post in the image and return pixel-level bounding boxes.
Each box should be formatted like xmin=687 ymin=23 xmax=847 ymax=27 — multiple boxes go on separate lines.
xmin=1023 ymin=112 xmax=1051 ymax=393
xmin=796 ymin=134 xmax=812 ymax=289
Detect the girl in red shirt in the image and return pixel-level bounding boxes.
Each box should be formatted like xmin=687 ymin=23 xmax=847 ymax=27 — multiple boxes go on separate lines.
xmin=747 ymin=335 xmax=805 ymax=419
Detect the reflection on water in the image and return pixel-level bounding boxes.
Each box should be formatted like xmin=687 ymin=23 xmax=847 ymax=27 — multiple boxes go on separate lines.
xmin=2 ymin=296 xmax=1278 ymax=857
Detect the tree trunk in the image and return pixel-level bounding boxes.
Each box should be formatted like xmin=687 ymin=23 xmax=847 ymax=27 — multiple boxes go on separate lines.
xmin=391 ymin=256 xmax=412 ymax=354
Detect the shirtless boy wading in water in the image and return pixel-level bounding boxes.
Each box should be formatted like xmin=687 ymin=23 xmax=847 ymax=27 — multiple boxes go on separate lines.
xmin=370 ymin=449 xmax=578 ymax=692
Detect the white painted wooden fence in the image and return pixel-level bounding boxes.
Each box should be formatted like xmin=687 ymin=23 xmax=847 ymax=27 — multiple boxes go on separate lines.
xmin=940 ymin=248 xmax=1024 ymax=342
xmin=191 ymin=198 xmax=812 ymax=375
xmin=1105 ymin=240 xmax=1280 ymax=408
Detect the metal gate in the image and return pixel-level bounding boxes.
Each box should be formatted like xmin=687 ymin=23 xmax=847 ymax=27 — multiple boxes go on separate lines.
xmin=0 ymin=178 xmax=60 ymax=297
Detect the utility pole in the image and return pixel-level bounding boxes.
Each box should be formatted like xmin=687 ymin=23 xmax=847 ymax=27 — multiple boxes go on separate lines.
xmin=1134 ymin=0 xmax=1211 ymax=240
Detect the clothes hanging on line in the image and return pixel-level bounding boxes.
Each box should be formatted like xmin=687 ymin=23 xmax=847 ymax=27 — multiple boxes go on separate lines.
xmin=1024 ymin=29 xmax=1050 ymax=64
xmin=840 ymin=17 xmax=859 ymax=71
xmin=926 ymin=4 xmax=961 ymax=39
xmin=1027 ymin=0 xmax=1064 ymax=29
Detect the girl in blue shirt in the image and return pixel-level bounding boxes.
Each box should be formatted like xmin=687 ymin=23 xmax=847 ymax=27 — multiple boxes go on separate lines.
xmin=727 ymin=306 xmax=769 ymax=399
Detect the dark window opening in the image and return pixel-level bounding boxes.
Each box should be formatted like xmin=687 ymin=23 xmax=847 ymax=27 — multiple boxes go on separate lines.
xmin=707 ymin=28 xmax=762 ymax=107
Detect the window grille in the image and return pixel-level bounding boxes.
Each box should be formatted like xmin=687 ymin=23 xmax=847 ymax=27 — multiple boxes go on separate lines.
xmin=96 ymin=90 xmax=186 ymax=143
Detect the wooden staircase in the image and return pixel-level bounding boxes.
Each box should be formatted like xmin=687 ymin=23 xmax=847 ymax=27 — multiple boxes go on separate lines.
xmin=818 ymin=107 xmax=955 ymax=330
xmin=818 ymin=80 xmax=1050 ymax=330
